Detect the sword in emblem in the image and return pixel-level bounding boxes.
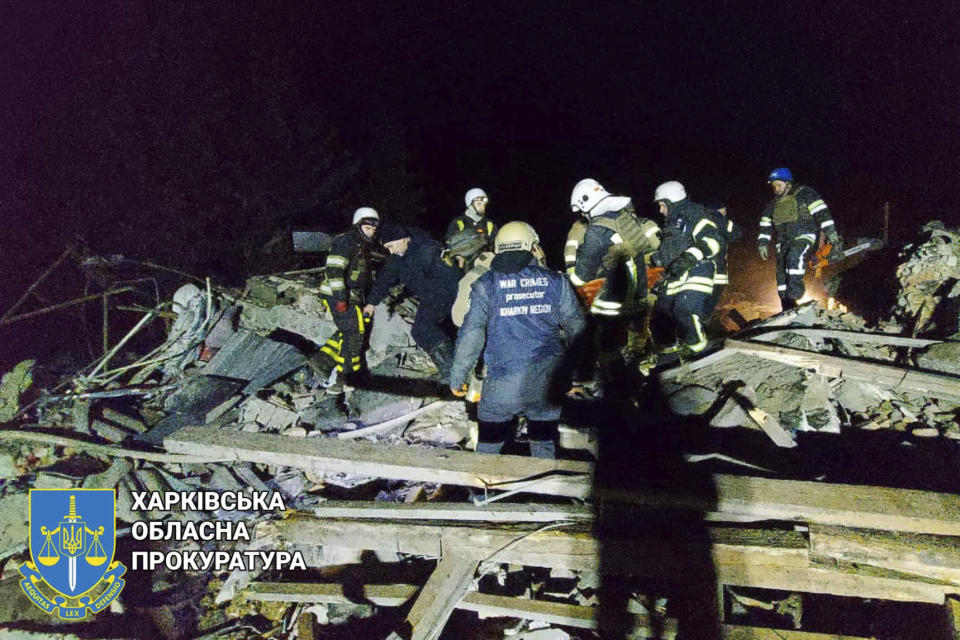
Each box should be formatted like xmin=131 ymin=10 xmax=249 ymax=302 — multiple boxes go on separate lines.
xmin=61 ymin=496 xmax=83 ymax=593
xmin=69 ymin=555 xmax=77 ymax=592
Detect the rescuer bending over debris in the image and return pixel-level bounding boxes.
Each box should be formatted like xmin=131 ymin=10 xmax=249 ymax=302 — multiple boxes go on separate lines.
xmin=449 ymin=221 xmax=586 ymax=459
xmin=364 ymin=224 xmax=462 ymax=382
xmin=758 ymin=167 xmax=841 ymax=310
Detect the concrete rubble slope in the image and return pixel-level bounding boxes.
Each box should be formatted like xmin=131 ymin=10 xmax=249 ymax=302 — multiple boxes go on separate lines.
xmin=2 ymin=231 xmax=960 ymax=640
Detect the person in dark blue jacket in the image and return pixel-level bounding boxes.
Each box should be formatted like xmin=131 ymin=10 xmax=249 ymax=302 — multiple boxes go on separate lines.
xmin=449 ymin=221 xmax=586 ymax=459
xmin=363 ymin=224 xmax=461 ymax=380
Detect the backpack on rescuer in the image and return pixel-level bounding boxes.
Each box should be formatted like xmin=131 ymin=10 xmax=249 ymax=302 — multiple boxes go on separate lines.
xmin=590 ymin=205 xmax=660 ymax=269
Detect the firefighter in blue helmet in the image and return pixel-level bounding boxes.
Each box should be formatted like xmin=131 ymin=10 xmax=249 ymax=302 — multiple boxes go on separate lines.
xmin=651 ymin=181 xmax=722 ymax=355
xmin=364 ymin=224 xmax=462 ymax=382
xmin=758 ymin=167 xmax=840 ymax=310
xmin=313 ymin=207 xmax=382 ymax=390
xmin=449 ymin=221 xmax=586 ymax=459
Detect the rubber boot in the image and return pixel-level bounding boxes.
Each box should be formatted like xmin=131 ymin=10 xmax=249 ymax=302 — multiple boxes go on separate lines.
xmin=780 ymin=296 xmax=797 ymax=311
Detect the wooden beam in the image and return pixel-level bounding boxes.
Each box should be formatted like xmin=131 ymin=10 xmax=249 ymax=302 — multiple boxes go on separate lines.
xmin=166 ymin=426 xmax=592 ymax=498
xmin=724 ymin=338 xmax=960 ymax=401
xmin=309 ymin=501 xmax=593 ymax=523
xmin=810 ymin=524 xmax=960 ymax=585
xmin=246 ymin=582 xmax=417 ymax=606
xmin=947 ymin=595 xmax=960 ymax=640
xmin=258 ymin=517 xmax=958 ymax=603
xmin=388 ymin=556 xmax=478 ymax=640
xmin=169 ymin=428 xmax=960 ymax=537
xmin=607 ymin=474 xmax=960 ymax=537
xmin=721 ymin=625 xmax=874 ymax=640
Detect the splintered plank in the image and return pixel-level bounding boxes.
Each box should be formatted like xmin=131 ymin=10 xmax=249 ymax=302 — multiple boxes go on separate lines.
xmin=309 ymin=501 xmax=594 ymax=523
xmin=165 ymin=426 xmax=592 ymax=498
xmin=810 ymin=524 xmax=960 ymax=585
xmin=169 ymin=428 xmax=960 ymax=536
xmin=388 ymin=555 xmax=478 ymax=640
xmin=724 ymin=338 xmax=960 ymax=400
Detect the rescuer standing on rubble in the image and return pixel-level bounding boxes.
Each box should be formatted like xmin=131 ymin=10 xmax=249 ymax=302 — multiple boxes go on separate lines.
xmin=706 ymin=200 xmax=742 ymax=309
xmin=568 ymin=178 xmax=661 ymax=387
xmin=446 ymin=188 xmax=498 ymax=253
xmin=364 ymin=224 xmax=461 ymax=382
xmin=313 ymin=207 xmax=382 ymax=390
xmin=652 ymin=181 xmax=722 ymax=355
xmin=449 ymin=221 xmax=586 ymax=459
xmin=758 ymin=167 xmax=840 ymax=310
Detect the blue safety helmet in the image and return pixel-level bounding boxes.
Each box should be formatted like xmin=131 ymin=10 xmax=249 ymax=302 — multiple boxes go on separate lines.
xmin=768 ymin=167 xmax=793 ymax=182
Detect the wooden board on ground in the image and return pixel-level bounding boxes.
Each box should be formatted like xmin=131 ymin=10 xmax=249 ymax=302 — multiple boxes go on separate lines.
xmin=387 ymin=555 xmax=478 ymax=640
xmin=166 ymin=425 xmax=592 ymax=498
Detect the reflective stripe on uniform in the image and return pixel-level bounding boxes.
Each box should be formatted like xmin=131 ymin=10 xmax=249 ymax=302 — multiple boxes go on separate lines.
xmin=714 ymin=274 xmax=729 ymax=285
xmin=798 ymin=234 xmax=816 ymax=243
xmin=590 ymin=307 xmax=620 ymax=316
xmin=702 ymin=237 xmax=720 ymax=257
xmin=592 ymin=298 xmax=622 ymax=309
xmin=457 ymin=220 xmax=465 ymax=231
xmin=808 ymin=200 xmax=827 ymax=214
xmin=610 ymin=232 xmax=623 ymax=244
xmin=486 ymin=221 xmax=494 ymax=235
xmin=688 ymin=314 xmax=708 ymax=352
xmin=666 ymin=283 xmax=714 ymax=295
xmin=786 ymin=268 xmax=806 ymax=275
xmin=565 ymin=239 xmax=580 ymax=248
xmin=758 ymin=233 xmax=771 ymax=241
xmin=820 ymin=220 xmax=834 ymax=229
xmin=692 ymin=218 xmax=717 ymax=236
xmin=777 ymin=284 xmax=787 ymax=291
xmin=569 ymin=273 xmax=586 ymax=286
xmin=759 ymin=218 xmax=772 ymax=227
xmin=686 ymin=247 xmax=704 ymax=261
xmin=327 ymin=278 xmax=345 ymax=290
xmin=326 ymin=255 xmax=348 ymax=268
xmin=319 ymin=284 xmax=333 ymax=295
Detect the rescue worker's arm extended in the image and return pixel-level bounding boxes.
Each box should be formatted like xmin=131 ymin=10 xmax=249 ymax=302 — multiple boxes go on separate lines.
xmin=449 ymin=279 xmax=490 ymax=391
xmin=366 ymin=255 xmax=401 ymax=306
xmin=570 ymin=225 xmax=608 ymax=287
xmin=320 ymin=234 xmax=352 ymax=308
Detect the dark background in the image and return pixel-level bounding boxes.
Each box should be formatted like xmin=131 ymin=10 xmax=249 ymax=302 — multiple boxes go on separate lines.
xmin=2 ymin=1 xmax=959 ymax=366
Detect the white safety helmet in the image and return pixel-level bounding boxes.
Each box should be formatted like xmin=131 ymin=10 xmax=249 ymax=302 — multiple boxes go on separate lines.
xmin=494 ymin=221 xmax=540 ymax=254
xmin=352 ymin=207 xmax=380 ymax=226
xmin=654 ymin=181 xmax=687 ymax=204
xmin=171 ymin=283 xmax=202 ymax=314
xmin=464 ymin=187 xmax=488 ymax=207
xmin=570 ymin=178 xmax=610 ymax=214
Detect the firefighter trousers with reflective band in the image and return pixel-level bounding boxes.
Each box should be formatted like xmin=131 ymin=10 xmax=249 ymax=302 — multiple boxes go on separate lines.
xmin=316 ymin=301 xmax=366 ymax=375
xmin=661 ymin=261 xmax=715 ymax=353
xmin=776 ymin=234 xmax=816 ymax=302
xmin=476 ymin=419 xmax=557 ymax=459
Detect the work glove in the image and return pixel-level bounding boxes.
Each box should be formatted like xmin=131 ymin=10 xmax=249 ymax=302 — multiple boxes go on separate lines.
xmin=333 ymin=301 xmax=349 ymax=313
xmin=825 ymin=228 xmax=841 ymax=246
xmin=667 ymin=251 xmax=698 ymax=278
xmin=450 ymin=384 xmax=468 ymax=398
xmin=758 ymin=244 xmax=769 ymax=261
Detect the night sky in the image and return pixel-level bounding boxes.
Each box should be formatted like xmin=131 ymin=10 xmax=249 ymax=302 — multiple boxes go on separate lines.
xmin=2 ymin=2 xmax=959 ymax=361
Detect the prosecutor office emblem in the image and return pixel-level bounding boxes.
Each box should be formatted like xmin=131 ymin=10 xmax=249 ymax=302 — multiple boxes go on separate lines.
xmin=19 ymin=489 xmax=126 ymax=619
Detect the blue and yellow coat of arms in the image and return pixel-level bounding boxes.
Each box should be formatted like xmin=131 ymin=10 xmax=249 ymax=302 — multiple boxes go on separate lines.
xmin=19 ymin=489 xmax=126 ymax=619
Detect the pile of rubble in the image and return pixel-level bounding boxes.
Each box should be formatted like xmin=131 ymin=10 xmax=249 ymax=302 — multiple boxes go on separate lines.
xmin=2 ymin=225 xmax=960 ymax=639
xmin=894 ymin=221 xmax=960 ymax=337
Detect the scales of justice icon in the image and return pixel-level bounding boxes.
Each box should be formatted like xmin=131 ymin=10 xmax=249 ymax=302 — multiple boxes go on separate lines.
xmin=36 ymin=495 xmax=106 ymax=593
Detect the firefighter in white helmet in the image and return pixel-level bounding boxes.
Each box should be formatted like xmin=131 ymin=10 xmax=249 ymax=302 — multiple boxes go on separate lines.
xmin=651 ymin=181 xmax=722 ymax=355
xmin=446 ymin=187 xmax=498 ymax=255
xmin=450 ymin=221 xmax=585 ymax=459
xmin=311 ymin=207 xmax=382 ymax=391
xmin=568 ymin=178 xmax=661 ymax=386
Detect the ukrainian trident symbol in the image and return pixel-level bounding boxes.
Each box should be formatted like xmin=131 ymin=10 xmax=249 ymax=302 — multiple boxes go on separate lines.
xmin=20 ymin=489 xmax=126 ymax=619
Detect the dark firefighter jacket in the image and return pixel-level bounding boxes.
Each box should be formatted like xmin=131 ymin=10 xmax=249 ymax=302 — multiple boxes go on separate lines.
xmin=711 ymin=211 xmax=742 ymax=287
xmin=319 ymin=227 xmax=380 ymax=306
xmin=367 ymin=229 xmax=462 ymax=308
xmin=445 ymin=208 xmax=498 ymax=251
xmin=450 ymin=252 xmax=586 ymax=420
xmin=570 ymin=206 xmax=659 ymax=315
xmin=758 ymin=184 xmax=835 ymax=249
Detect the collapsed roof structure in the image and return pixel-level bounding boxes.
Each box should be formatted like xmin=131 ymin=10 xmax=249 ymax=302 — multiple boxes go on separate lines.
xmin=2 ymin=223 xmax=960 ymax=639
